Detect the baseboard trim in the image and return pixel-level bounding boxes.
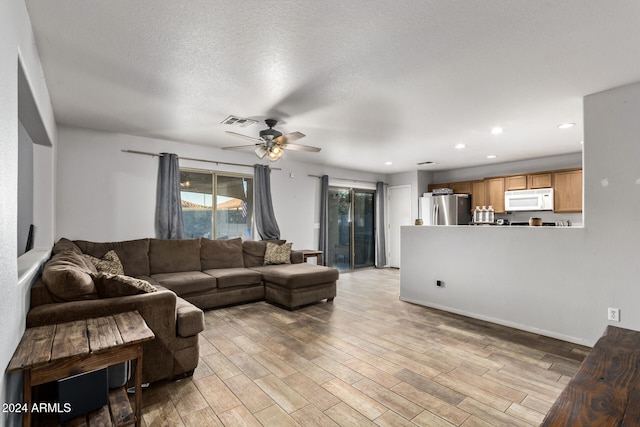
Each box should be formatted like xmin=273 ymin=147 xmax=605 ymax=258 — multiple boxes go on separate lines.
xmin=399 ymin=296 xmax=593 ymax=347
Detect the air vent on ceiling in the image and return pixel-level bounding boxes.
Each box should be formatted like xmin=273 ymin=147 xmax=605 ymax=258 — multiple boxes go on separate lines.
xmin=417 ymin=161 xmax=436 ymax=166
xmin=220 ymin=115 xmax=258 ymax=128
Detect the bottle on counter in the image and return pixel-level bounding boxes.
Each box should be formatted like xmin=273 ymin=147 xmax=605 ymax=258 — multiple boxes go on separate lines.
xmin=474 ymin=206 xmax=481 ymax=223
xmin=481 ymin=206 xmax=488 ymax=223
xmin=488 ymin=206 xmax=495 ymax=223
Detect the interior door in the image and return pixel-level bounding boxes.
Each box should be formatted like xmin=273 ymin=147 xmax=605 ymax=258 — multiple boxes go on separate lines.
xmin=388 ymin=185 xmax=412 ymax=268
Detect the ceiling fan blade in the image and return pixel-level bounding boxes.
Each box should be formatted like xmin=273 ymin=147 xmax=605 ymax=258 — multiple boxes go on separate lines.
xmin=282 ymin=131 xmax=306 ymax=142
xmin=225 ymin=131 xmax=264 ymax=143
xmin=281 ymin=142 xmax=321 ymax=152
xmin=222 ymin=144 xmax=262 ymax=150
xmin=274 ymin=132 xmax=305 ymax=146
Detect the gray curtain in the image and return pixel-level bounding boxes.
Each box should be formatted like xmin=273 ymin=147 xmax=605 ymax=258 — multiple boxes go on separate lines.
xmin=318 ymin=175 xmax=329 ymax=266
xmin=155 ymin=153 xmax=185 ymax=239
xmin=375 ymin=181 xmax=387 ymax=267
xmin=254 ymin=164 xmax=281 ymax=240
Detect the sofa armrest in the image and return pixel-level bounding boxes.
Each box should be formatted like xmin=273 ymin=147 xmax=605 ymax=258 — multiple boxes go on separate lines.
xmin=27 ymin=289 xmax=178 ymax=340
xmin=290 ymin=250 xmax=304 ymax=264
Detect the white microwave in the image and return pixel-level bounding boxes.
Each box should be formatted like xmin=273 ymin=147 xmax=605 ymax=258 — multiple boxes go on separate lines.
xmin=504 ymin=188 xmax=554 ymax=211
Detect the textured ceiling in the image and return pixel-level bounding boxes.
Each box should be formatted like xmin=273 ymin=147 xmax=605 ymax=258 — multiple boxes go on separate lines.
xmin=24 ymin=0 xmax=640 ymax=173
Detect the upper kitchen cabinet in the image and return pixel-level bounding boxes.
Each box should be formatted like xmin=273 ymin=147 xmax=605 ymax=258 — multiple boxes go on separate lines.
xmin=553 ymin=169 xmax=582 ymax=212
xmin=505 ymin=175 xmax=528 ymax=191
xmin=470 ymin=180 xmax=486 ymax=208
xmin=427 ymin=180 xmax=472 ymax=194
xmin=485 ymin=177 xmax=505 ymax=213
xmin=506 ymin=173 xmax=552 ymax=190
xmin=528 ymin=173 xmax=552 ymax=189
xmin=449 ymin=181 xmax=472 ymax=194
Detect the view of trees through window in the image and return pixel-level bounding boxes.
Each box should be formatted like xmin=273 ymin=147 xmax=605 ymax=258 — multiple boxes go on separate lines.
xmin=179 ymin=169 xmax=254 ymax=240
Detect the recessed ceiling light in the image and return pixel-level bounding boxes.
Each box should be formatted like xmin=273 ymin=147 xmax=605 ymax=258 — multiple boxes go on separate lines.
xmin=491 ymin=127 xmax=503 ymax=135
xmin=486 ymin=155 xmax=497 ymax=159
xmin=558 ymin=123 xmax=576 ymax=129
xmin=454 ymin=143 xmax=466 ymax=150
xmin=384 ymin=161 xmax=393 ymax=165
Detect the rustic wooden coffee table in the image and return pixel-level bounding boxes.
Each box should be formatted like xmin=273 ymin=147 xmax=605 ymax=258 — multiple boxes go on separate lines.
xmin=7 ymin=311 xmax=154 ymax=427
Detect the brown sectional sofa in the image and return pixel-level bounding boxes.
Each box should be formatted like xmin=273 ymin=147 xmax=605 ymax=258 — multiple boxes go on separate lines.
xmin=28 ymin=237 xmax=339 ymax=384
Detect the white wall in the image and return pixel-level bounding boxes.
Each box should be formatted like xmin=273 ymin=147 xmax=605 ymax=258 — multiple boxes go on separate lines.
xmin=1 ymin=0 xmax=56 ymax=423
xmin=55 ymin=125 xmax=385 ymax=250
xmin=400 ymin=81 xmax=640 ymax=346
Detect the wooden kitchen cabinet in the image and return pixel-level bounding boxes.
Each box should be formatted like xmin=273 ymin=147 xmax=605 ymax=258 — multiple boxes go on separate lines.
xmin=449 ymin=181 xmax=472 ymax=194
xmin=470 ymin=180 xmax=486 ymax=208
xmin=528 ymin=173 xmax=552 ymax=189
xmin=505 ymin=175 xmax=527 ymax=191
xmin=553 ymin=169 xmax=582 ymax=212
xmin=427 ymin=180 xmax=472 ymax=194
xmin=485 ymin=177 xmax=505 ymax=213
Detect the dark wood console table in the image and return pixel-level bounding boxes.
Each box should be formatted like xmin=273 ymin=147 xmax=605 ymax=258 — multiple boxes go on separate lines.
xmin=7 ymin=311 xmax=154 ymax=427
xmin=541 ymin=325 xmax=640 ymax=426
xmin=300 ymin=250 xmax=323 ymax=265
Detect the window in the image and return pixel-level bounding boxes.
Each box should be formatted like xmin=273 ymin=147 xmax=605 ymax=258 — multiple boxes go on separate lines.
xmin=179 ymin=169 xmax=254 ymax=240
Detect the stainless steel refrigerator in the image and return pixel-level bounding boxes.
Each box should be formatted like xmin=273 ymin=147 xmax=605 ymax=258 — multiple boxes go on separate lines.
xmin=419 ymin=194 xmax=471 ymax=225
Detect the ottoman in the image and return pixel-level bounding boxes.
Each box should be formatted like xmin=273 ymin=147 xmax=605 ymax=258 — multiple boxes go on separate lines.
xmin=251 ymin=263 xmax=339 ymax=309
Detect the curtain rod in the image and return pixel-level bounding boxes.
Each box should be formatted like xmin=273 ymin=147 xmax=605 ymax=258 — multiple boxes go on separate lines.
xmin=122 ymin=149 xmax=282 ymax=170
xmin=308 ymin=174 xmax=384 ymax=185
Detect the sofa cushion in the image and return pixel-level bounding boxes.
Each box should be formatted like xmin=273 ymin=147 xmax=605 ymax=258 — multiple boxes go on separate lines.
xmin=200 ymin=238 xmax=244 ymax=270
xmin=151 ymin=271 xmax=216 ymax=295
xmin=149 ymin=239 xmax=201 ymax=274
xmin=243 ymin=240 xmax=286 ymax=267
xmin=84 ymin=250 xmax=125 ymax=275
xmin=92 ymin=273 xmax=157 ymax=298
xmin=264 ymin=242 xmax=292 ymax=265
xmin=42 ymin=251 xmax=99 ymax=301
xmin=175 ymin=297 xmax=205 ymax=337
xmin=251 ymin=263 xmax=339 ymax=290
xmin=74 ymin=239 xmax=151 ymax=277
xmin=203 ymin=268 xmax=263 ymax=289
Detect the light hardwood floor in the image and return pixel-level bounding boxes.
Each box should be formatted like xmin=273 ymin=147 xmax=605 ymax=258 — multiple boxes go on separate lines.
xmin=138 ymin=268 xmax=589 ymax=427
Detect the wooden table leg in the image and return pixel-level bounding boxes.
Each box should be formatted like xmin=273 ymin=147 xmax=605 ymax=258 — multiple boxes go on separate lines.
xmin=135 ymin=345 xmax=143 ymax=427
xmin=23 ymin=369 xmax=31 ymax=427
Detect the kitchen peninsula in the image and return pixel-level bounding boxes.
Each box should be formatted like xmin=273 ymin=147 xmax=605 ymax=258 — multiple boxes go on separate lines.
xmin=400 ymin=224 xmax=589 ymax=345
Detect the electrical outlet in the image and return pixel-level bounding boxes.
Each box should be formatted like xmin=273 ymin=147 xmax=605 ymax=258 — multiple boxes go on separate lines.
xmin=608 ymin=307 xmax=620 ymax=322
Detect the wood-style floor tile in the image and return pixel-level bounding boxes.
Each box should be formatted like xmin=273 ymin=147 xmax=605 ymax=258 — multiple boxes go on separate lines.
xmin=138 ymin=268 xmax=589 ymax=426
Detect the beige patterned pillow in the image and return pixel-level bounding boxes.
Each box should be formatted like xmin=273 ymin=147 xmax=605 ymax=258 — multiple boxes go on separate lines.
xmin=84 ymin=250 xmax=124 ymax=275
xmin=92 ymin=272 xmax=157 ymax=298
xmin=263 ymin=242 xmax=292 ymax=265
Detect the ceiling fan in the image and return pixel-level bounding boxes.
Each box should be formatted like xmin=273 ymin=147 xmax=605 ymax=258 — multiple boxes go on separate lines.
xmin=222 ymin=118 xmax=321 ymax=161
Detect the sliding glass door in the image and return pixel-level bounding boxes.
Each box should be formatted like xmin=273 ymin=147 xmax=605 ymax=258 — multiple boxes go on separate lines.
xmin=327 ymin=187 xmax=375 ymax=271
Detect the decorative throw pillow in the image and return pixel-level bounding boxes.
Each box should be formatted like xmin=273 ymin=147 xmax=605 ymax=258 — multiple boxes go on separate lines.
xmin=42 ymin=251 xmax=99 ymax=301
xmin=84 ymin=250 xmax=125 ymax=275
xmin=92 ymin=272 xmax=157 ymax=298
xmin=263 ymin=242 xmax=292 ymax=265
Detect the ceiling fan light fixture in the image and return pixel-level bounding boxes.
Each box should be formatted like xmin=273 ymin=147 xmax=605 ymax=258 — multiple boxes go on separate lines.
xmin=267 ymin=144 xmax=284 ymax=161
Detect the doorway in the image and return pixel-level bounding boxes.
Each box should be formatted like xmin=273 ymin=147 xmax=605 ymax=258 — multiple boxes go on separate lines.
xmin=387 ymin=185 xmax=412 ymax=268
xmin=327 ymin=187 xmax=375 ymax=271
